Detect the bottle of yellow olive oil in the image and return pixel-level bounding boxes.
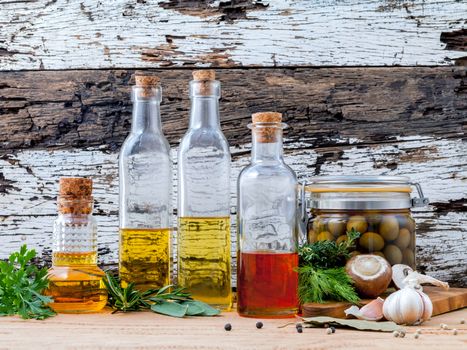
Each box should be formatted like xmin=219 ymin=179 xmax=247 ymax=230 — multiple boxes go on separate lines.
xmin=45 ymin=177 xmax=107 ymax=313
xmin=177 ymin=70 xmax=232 ymax=310
xmin=119 ymin=74 xmax=172 ymax=290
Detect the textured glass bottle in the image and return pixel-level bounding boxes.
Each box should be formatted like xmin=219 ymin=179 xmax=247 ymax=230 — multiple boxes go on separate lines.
xmin=177 ymin=70 xmax=232 ymax=310
xmin=46 ymin=177 xmax=107 ymax=313
xmin=237 ymin=112 xmax=299 ymax=318
xmin=119 ymin=75 xmax=172 ymax=290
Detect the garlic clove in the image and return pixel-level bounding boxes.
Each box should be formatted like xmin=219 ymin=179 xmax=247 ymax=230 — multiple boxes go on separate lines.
xmin=345 ymin=297 xmax=385 ymax=321
xmin=418 ymin=290 xmax=433 ymax=322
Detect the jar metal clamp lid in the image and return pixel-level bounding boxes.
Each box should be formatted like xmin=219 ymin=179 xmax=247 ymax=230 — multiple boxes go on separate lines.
xmin=302 ymin=175 xmax=429 ymax=212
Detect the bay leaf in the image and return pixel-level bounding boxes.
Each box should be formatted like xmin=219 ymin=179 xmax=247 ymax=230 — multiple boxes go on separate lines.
xmin=302 ymin=316 xmax=401 ymax=332
xmin=151 ymin=301 xmax=188 ymax=318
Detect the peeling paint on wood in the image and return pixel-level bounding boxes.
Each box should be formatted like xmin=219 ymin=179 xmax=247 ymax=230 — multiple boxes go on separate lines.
xmin=0 ymin=0 xmax=466 ymax=69
xmin=0 ymin=135 xmax=465 ymax=286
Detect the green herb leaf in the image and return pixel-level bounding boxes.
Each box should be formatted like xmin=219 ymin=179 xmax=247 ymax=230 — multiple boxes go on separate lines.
xmin=151 ymin=300 xmax=188 ymax=318
xmin=183 ymin=300 xmax=220 ymax=316
xmin=0 ymin=245 xmax=55 ymax=320
xmin=181 ymin=301 xmax=205 ymax=316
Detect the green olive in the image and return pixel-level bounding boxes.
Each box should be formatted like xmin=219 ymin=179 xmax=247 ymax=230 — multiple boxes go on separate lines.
xmin=372 ymin=251 xmax=385 ymax=258
xmin=394 ymin=228 xmax=411 ymax=250
xmin=367 ymin=214 xmax=382 ymax=226
xmin=346 ymin=216 xmax=368 ymax=234
xmin=359 ymin=232 xmax=385 ymax=251
xmin=383 ymin=244 xmax=403 ymax=265
xmin=406 ymin=217 xmax=416 ymax=233
xmin=379 ymin=216 xmax=399 ymax=241
xmin=328 ymin=219 xmax=346 ymax=237
xmin=402 ymin=248 xmax=415 ymax=268
xmin=317 ymin=231 xmax=334 ymax=241
xmin=336 ymin=235 xmax=348 ymax=245
xmin=307 ymin=230 xmax=317 ymax=243
xmin=312 ymin=218 xmax=326 ymax=233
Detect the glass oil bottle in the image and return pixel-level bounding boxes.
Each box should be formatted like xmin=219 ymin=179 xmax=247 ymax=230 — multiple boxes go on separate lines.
xmin=45 ymin=177 xmax=108 ymax=313
xmin=177 ymin=70 xmax=232 ymax=310
xmin=237 ymin=112 xmax=299 ymax=318
xmin=119 ymin=75 xmax=172 ymax=291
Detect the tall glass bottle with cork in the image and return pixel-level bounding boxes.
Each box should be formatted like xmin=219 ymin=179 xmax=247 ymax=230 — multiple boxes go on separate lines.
xmin=46 ymin=177 xmax=108 ymax=313
xmin=237 ymin=112 xmax=299 ymax=318
xmin=119 ymin=74 xmax=172 ymax=290
xmin=177 ymin=70 xmax=232 ymax=310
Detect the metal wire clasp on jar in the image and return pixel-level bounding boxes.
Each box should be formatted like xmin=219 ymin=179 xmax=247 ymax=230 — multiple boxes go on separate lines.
xmin=303 ymin=176 xmax=429 ymax=268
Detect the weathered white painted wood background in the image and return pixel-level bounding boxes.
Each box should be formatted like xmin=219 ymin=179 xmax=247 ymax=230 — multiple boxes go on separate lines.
xmin=0 ymin=1 xmax=466 ymax=286
xmin=0 ymin=0 xmax=466 ymax=69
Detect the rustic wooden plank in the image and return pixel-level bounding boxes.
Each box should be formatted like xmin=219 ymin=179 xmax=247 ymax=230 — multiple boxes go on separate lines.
xmin=0 ymin=0 xmax=466 ymax=69
xmin=0 ymin=309 xmax=466 ymax=349
xmin=0 ymin=67 xmax=465 ymax=152
xmin=0 ymin=135 xmax=465 ymax=286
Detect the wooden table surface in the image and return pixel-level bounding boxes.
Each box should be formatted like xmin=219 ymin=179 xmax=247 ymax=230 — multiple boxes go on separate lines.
xmin=0 ymin=308 xmax=465 ymax=350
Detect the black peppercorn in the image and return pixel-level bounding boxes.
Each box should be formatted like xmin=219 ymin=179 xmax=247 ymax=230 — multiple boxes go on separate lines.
xmin=297 ymin=327 xmax=303 ymax=333
xmin=296 ymin=323 xmax=302 ymax=329
xmin=256 ymin=322 xmax=263 ymax=329
xmin=330 ymin=326 xmax=336 ymax=333
xmin=224 ymin=323 xmax=232 ymax=331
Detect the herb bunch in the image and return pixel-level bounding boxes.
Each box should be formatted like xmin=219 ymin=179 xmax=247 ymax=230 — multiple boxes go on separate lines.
xmin=104 ymin=273 xmax=220 ymax=318
xmin=0 ymin=245 xmax=55 ymax=320
xmin=298 ymin=229 xmax=360 ymax=304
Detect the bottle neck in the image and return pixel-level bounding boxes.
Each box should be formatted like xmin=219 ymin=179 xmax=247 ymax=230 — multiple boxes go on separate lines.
xmin=189 ymin=97 xmax=220 ymax=129
xmin=132 ymin=100 xmax=162 ymax=134
xmin=251 ymin=128 xmax=284 ymax=163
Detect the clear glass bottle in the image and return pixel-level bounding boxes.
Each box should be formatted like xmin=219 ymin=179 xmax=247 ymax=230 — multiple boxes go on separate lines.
xmin=237 ymin=112 xmax=299 ymax=318
xmin=119 ymin=75 xmax=172 ymax=290
xmin=46 ymin=177 xmax=108 ymax=313
xmin=177 ymin=70 xmax=232 ymax=310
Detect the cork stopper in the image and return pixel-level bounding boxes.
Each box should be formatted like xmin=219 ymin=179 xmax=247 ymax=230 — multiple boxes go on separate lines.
xmin=251 ymin=112 xmax=283 ymax=143
xmin=252 ymin=112 xmax=282 ymax=124
xmin=58 ymin=177 xmax=93 ymax=214
xmin=192 ymin=70 xmax=216 ymax=81
xmin=134 ymin=73 xmax=160 ymax=98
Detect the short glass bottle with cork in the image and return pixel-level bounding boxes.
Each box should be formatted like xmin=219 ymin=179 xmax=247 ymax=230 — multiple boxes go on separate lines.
xmin=237 ymin=112 xmax=299 ymax=318
xmin=177 ymin=70 xmax=232 ymax=310
xmin=45 ymin=177 xmax=108 ymax=313
xmin=119 ymin=74 xmax=172 ymax=291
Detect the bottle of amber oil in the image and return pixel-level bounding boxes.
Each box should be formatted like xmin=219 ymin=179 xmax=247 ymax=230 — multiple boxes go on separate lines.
xmin=46 ymin=177 xmax=107 ymax=313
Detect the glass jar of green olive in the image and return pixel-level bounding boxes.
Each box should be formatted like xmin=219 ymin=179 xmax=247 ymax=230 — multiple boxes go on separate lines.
xmin=306 ymin=176 xmax=428 ymax=269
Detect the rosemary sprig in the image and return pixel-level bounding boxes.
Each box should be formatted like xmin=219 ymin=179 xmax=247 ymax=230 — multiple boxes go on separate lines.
xmin=103 ymin=272 xmax=219 ymax=317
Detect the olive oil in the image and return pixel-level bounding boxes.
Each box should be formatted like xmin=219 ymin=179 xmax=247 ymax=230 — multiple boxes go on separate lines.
xmin=177 ymin=217 xmax=232 ymax=310
xmin=119 ymin=228 xmax=171 ymax=290
xmin=46 ymin=252 xmax=107 ymax=313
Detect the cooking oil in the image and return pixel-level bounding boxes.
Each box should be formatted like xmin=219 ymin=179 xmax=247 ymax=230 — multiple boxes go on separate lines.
xmin=177 ymin=216 xmax=232 ymax=310
xmin=46 ymin=252 xmax=107 ymax=313
xmin=119 ymin=228 xmax=171 ymax=290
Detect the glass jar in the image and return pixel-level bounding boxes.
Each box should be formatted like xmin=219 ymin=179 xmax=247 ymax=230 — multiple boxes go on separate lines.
xmin=46 ymin=177 xmax=107 ymax=313
xmin=119 ymin=75 xmax=172 ymax=291
xmin=306 ymin=176 xmax=428 ymax=268
xmin=237 ymin=112 xmax=299 ymax=318
xmin=177 ymin=70 xmax=232 ymax=310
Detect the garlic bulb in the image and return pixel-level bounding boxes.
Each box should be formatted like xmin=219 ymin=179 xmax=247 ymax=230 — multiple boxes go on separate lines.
xmin=383 ymin=266 xmax=449 ymax=325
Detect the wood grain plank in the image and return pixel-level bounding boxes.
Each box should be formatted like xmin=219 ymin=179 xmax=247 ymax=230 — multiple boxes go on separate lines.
xmin=0 ymin=67 xmax=465 ymax=152
xmin=0 ymin=0 xmax=466 ymax=69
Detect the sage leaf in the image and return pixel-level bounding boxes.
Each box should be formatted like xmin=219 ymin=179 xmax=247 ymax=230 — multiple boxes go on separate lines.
xmin=151 ymin=301 xmax=188 ymax=318
xmin=195 ymin=301 xmax=221 ymax=316
xmin=181 ymin=301 xmax=205 ymax=316
xmin=302 ymin=316 xmax=401 ymax=332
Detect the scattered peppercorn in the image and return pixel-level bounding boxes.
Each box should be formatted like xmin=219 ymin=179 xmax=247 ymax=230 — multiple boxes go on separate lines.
xmin=330 ymin=326 xmax=336 ymax=334
xmin=399 ymin=330 xmax=406 ymax=338
xmin=296 ymin=323 xmax=302 ymax=330
xmin=297 ymin=327 xmax=303 ymax=333
xmin=256 ymin=322 xmax=263 ymax=329
xmin=392 ymin=331 xmax=400 ymax=338
xmin=414 ymin=333 xmax=420 ymax=339
xmin=416 ymin=329 xmax=422 ymax=335
xmin=442 ymin=324 xmax=449 ymax=330
xmin=453 ymin=329 xmax=458 ymax=336
xmin=461 ymin=319 xmax=465 ymax=325
xmin=224 ymin=323 xmax=232 ymax=331
xmin=326 ymin=328 xmax=333 ymax=335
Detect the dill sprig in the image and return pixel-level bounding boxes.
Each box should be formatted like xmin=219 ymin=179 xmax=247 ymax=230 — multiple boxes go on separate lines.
xmin=297 ymin=229 xmax=361 ymax=304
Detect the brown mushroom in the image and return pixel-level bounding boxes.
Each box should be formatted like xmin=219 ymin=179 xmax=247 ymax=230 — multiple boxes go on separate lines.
xmin=345 ymin=254 xmax=392 ymax=298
